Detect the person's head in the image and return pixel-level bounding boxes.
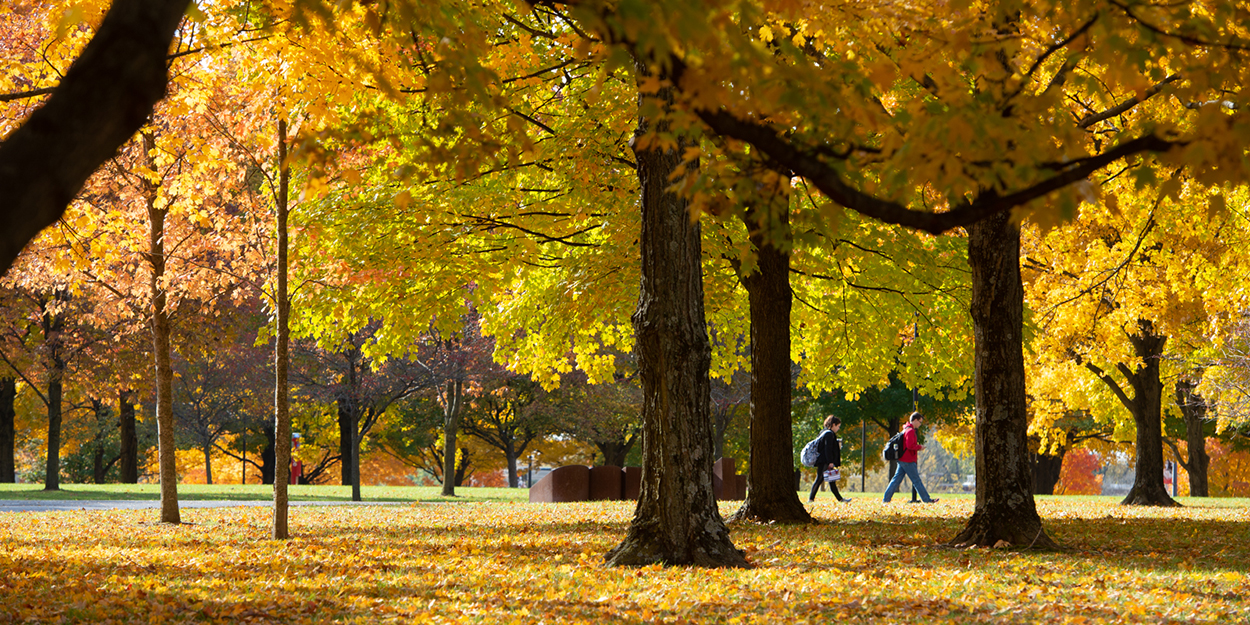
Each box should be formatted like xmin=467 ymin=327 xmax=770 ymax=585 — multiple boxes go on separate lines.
xmin=908 ymin=411 xmax=924 ymax=428
xmin=824 ymin=415 xmax=841 ymax=432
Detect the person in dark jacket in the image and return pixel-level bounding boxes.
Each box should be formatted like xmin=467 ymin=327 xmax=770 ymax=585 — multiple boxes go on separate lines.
xmin=808 ymin=415 xmax=850 ymax=503
xmin=883 ymin=411 xmax=938 ymax=503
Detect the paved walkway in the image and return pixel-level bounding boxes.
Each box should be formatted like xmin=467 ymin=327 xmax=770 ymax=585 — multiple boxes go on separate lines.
xmin=0 ymin=500 xmax=402 ymax=512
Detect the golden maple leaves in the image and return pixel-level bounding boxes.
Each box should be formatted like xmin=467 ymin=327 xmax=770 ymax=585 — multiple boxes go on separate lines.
xmin=1 ymin=497 xmax=1247 ymax=622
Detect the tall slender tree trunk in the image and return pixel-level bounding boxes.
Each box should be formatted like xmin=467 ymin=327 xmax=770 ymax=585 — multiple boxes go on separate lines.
xmin=118 ymin=388 xmax=138 ymax=483
xmin=1175 ymin=381 xmax=1210 ymax=497
xmin=337 ymin=396 xmax=353 ymax=485
xmin=145 ymin=131 xmax=179 ymax=523
xmin=273 ymin=118 xmax=292 ymax=538
xmin=950 ymin=212 xmax=1055 ymax=548
xmin=729 ymin=199 xmax=811 ymax=524
xmin=440 ymin=379 xmax=462 ymax=496
xmin=43 ymin=302 xmax=65 ymax=491
xmin=260 ymin=423 xmax=275 ymax=484
xmin=0 ymin=377 xmax=15 ymax=482
xmin=203 ymin=443 xmax=213 ymax=485
xmin=605 ymin=69 xmax=746 ymax=567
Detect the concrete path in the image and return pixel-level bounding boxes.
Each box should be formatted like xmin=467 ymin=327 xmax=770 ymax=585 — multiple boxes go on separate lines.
xmin=0 ymin=500 xmax=403 ymax=512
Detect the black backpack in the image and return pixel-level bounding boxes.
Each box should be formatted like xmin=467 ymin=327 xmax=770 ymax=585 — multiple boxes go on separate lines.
xmin=881 ymin=430 xmax=906 ymax=462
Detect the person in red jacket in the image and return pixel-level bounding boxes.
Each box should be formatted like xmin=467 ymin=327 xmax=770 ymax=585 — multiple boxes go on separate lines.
xmin=883 ymin=412 xmax=938 ymax=503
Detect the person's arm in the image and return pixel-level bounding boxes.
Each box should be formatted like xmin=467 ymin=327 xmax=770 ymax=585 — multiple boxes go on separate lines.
xmin=905 ymin=427 xmax=924 ymax=451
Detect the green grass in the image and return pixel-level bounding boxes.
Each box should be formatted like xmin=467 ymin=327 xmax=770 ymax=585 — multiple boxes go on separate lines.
xmin=0 ymin=482 xmax=530 ymax=502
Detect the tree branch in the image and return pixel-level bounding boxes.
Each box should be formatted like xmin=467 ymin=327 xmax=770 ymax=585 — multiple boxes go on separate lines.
xmin=0 ymin=0 xmax=191 ymax=274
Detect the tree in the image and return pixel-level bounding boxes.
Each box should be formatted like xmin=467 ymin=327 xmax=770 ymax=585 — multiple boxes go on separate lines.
xmin=531 ymin=0 xmax=1250 ymax=547
xmin=0 ymin=0 xmax=190 ymax=273
xmin=1170 ymin=380 xmax=1211 ymax=497
xmin=461 ymin=375 xmax=553 ymax=487
xmin=0 ymin=376 xmax=14 ymax=482
xmin=603 ymin=68 xmax=745 ymax=567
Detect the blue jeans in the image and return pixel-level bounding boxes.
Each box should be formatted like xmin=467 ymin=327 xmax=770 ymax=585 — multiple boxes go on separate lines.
xmin=883 ymin=461 xmax=933 ymax=502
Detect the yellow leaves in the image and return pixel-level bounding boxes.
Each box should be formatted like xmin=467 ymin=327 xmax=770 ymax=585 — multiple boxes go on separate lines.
xmin=2 ymin=497 xmax=1248 ymax=622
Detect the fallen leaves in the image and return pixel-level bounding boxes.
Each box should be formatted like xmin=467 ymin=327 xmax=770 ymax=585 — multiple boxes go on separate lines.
xmin=0 ymin=497 xmax=1246 ymax=623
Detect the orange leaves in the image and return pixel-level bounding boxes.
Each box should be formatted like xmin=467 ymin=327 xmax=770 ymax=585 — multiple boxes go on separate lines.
xmin=2 ymin=497 xmax=1247 ymax=622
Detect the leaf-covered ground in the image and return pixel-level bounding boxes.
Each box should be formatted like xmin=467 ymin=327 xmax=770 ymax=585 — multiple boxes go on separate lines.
xmin=1 ymin=496 xmax=1246 ymax=623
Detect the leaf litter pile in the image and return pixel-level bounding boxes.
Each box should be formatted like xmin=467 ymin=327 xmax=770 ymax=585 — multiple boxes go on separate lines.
xmin=1 ymin=498 xmax=1246 ymax=623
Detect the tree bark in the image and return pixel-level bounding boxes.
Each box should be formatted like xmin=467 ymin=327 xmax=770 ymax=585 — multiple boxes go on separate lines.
xmin=337 ymin=395 xmax=353 ymax=486
xmin=604 ymin=69 xmax=746 ymax=567
xmin=949 ymin=212 xmax=1055 ymax=549
xmin=728 ymin=200 xmax=811 ymax=524
xmin=1117 ymin=320 xmax=1177 ymax=506
xmin=596 ymin=438 xmax=634 ymax=467
xmin=144 ymin=131 xmax=179 ymax=523
xmin=260 ymin=423 xmax=275 ymax=484
xmin=273 ymin=118 xmax=292 ymax=538
xmin=440 ymin=379 xmax=463 ymax=496
xmin=1175 ymin=381 xmax=1209 ymax=497
xmin=1082 ymin=320 xmax=1177 ymax=506
xmin=0 ymin=377 xmax=15 ymax=482
xmin=43 ymin=302 xmax=65 ymax=491
xmin=118 ymin=388 xmax=138 ymax=483
xmin=203 ymin=443 xmax=213 ymax=485
xmin=0 ymin=0 xmax=189 ymax=273
xmin=1030 ymin=444 xmax=1065 ymax=496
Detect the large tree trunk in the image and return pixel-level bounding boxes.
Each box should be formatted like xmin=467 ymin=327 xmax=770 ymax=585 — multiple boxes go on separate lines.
xmin=145 ymin=131 xmax=179 ymax=523
xmin=507 ymin=444 xmax=519 ymax=488
xmin=273 ymin=118 xmax=292 ymax=538
xmin=604 ymin=71 xmax=745 ymax=567
xmin=0 ymin=377 xmax=14 ymax=482
xmin=1175 ymin=381 xmax=1210 ymax=497
xmin=440 ymin=379 xmax=462 ymax=496
xmin=728 ymin=200 xmax=811 ymax=524
xmin=1030 ymin=445 xmax=1065 ymax=496
xmin=596 ymin=438 xmax=633 ymax=467
xmin=0 ymin=0 xmax=190 ymax=273
xmin=118 ymin=389 xmax=138 ymax=483
xmin=43 ymin=304 xmax=65 ymax=491
xmin=949 ymin=212 xmax=1055 ymax=549
xmin=1120 ymin=321 xmax=1177 ymax=506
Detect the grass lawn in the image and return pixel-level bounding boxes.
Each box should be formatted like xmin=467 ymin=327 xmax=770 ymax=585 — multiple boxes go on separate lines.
xmin=1 ymin=494 xmax=1247 ymax=623
xmin=0 ymin=482 xmax=529 ymax=503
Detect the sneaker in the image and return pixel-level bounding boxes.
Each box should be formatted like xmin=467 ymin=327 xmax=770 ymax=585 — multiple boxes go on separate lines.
xmin=924 ymin=498 xmax=939 ymax=504
xmin=839 ymin=499 xmax=852 ymax=504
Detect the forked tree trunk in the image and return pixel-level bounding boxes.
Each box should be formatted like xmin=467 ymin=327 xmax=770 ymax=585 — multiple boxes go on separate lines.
xmin=145 ymin=131 xmax=179 ymax=524
xmin=118 ymin=388 xmax=138 ymax=483
xmin=604 ymin=70 xmax=745 ymax=567
xmin=273 ymin=118 xmax=292 ymax=538
xmin=1175 ymin=381 xmax=1210 ymax=497
xmin=596 ymin=437 xmax=634 ymax=468
xmin=728 ymin=200 xmax=811 ymax=524
xmin=1119 ymin=321 xmax=1177 ymax=506
xmin=440 ymin=379 xmax=463 ymax=496
xmin=949 ymin=212 xmax=1055 ymax=549
xmin=0 ymin=377 xmax=15 ymax=482
xmin=1083 ymin=320 xmax=1177 ymax=506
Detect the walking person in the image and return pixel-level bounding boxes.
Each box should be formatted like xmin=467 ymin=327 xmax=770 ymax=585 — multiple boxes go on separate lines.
xmin=808 ymin=415 xmax=850 ymax=503
xmin=883 ymin=412 xmax=938 ymax=503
